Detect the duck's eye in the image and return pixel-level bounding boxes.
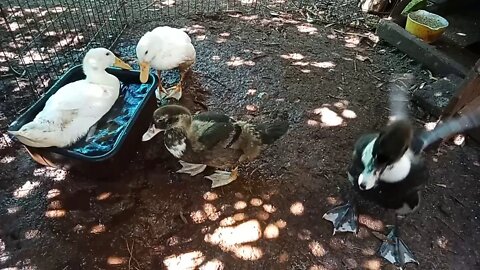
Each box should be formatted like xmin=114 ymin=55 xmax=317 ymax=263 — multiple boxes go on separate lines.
xmin=145 ymin=50 xmax=149 ymax=55
xmin=106 ymin=52 xmax=110 ymax=56
xmin=375 ymin=154 xmax=388 ymax=165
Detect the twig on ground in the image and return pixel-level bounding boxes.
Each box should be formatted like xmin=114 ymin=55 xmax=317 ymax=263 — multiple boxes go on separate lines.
xmin=434 ymin=216 xmax=464 ymax=240
xmin=179 ymin=211 xmax=188 ymax=224
xmin=449 ymin=194 xmax=466 ymax=207
xmin=333 ymin=29 xmax=370 ymax=38
xmin=125 ymin=238 xmax=141 ymax=270
xmin=198 ymin=72 xmax=233 ymax=91
xmin=142 ymin=0 xmax=158 ymax=10
xmin=327 ymin=94 xmax=345 ymax=100
xmin=193 ymin=97 xmax=208 ymax=110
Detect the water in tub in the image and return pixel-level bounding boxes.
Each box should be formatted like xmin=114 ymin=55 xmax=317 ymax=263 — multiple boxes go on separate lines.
xmin=69 ymin=68 xmax=180 ymax=156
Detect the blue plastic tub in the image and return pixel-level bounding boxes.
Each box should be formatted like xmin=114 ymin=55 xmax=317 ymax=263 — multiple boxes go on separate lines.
xmin=8 ymin=65 xmax=159 ymax=178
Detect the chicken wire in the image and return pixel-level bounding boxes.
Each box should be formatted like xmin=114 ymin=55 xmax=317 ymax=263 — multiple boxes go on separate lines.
xmin=0 ymin=0 xmax=306 ymax=127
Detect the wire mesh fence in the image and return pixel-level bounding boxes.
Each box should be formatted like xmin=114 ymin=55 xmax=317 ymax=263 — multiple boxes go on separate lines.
xmin=0 ymin=0 xmax=308 ymax=128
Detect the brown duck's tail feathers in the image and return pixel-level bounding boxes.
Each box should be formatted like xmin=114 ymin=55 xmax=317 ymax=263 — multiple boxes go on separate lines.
xmin=255 ymin=120 xmax=289 ymax=144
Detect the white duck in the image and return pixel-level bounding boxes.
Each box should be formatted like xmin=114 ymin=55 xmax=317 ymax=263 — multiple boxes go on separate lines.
xmin=9 ymin=48 xmax=132 ymax=148
xmin=136 ymin=26 xmax=196 ymax=101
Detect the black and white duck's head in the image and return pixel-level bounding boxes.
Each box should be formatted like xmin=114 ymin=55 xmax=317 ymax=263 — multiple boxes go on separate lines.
xmin=358 ymin=120 xmax=413 ymax=190
xmin=142 ymin=105 xmax=192 ymax=141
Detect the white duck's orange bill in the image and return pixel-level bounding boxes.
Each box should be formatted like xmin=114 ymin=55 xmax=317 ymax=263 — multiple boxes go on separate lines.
xmin=139 ymin=61 xmax=150 ymax=83
xmin=113 ymin=57 xmax=132 ymax=70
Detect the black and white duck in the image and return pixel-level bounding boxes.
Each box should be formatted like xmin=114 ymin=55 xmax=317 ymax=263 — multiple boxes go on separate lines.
xmin=142 ymin=105 xmax=289 ymax=188
xmin=323 ymin=73 xmax=480 ymax=268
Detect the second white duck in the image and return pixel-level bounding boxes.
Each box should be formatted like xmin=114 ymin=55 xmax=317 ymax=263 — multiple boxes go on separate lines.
xmin=136 ymin=26 xmax=196 ymax=101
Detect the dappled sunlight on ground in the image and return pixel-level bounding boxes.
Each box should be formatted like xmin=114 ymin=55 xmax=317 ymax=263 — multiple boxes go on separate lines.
xmin=204 ymin=219 xmax=262 ymax=258
xmin=290 ymin=201 xmax=305 ymax=216
xmin=232 ymin=245 xmax=263 ymax=261
xmin=199 ymin=258 xmax=224 ymax=270
xmin=156 ymin=189 xmax=318 ymax=265
xmin=46 ymin=188 xmax=61 ymax=199
xmin=234 ymin=200 xmax=247 ymax=210
xmin=185 ymin=24 xmax=206 ymax=41
xmin=0 ymin=238 xmax=9 ymax=264
xmin=313 ymin=107 xmax=344 ymax=127
xmin=250 ymin=197 xmax=263 ymax=206
xmin=106 ymin=256 xmax=127 ymax=266
xmin=227 ymin=12 xmax=321 ymax=36
xmin=164 ymin=250 xmax=205 ymax=270
xmin=309 ymin=241 xmax=327 ymax=257
xmin=226 ymin=56 xmax=256 ymax=67
xmin=6 ymin=206 xmax=21 ymax=214
xmin=13 ymin=181 xmax=40 ymax=199
xmin=0 ymin=134 xmax=14 ymax=149
xmin=264 ymin=223 xmax=279 ymax=239
xmin=90 ymin=224 xmax=106 ymax=234
xmin=96 ymin=192 xmax=112 ymax=201
xmin=326 ymin=196 xmax=341 ymax=206
xmin=307 ymin=100 xmax=358 ymax=128
xmin=216 ymin=32 xmax=230 ymax=43
xmin=297 ymin=23 xmax=318 ymax=35
xmin=33 ymin=167 xmax=67 ymax=181
xmin=359 ymin=214 xmax=385 ymax=231
xmin=280 ymin=52 xmax=336 ymax=73
xmin=363 ymin=258 xmax=382 ymax=270
xmin=281 ymin=53 xmax=305 ymax=60
xmin=44 ymin=209 xmax=66 ymax=218
xmin=0 ymin=155 xmax=15 ymax=163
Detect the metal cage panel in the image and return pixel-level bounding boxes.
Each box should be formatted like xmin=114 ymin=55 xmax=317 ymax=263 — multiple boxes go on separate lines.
xmin=0 ymin=0 xmax=301 ymax=127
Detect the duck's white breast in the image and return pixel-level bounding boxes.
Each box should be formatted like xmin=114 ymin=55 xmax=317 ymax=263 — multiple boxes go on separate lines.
xmin=380 ymin=150 xmax=412 ymax=183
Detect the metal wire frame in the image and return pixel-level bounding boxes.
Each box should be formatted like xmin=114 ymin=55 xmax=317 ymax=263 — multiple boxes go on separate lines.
xmin=122 ymin=0 xmax=263 ymax=22
xmin=0 ymin=0 xmax=130 ymax=125
xmin=0 ymin=0 xmax=305 ymax=127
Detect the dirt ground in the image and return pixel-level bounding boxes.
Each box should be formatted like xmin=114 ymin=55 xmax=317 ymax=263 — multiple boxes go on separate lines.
xmin=1 ymin=8 xmax=480 ymax=270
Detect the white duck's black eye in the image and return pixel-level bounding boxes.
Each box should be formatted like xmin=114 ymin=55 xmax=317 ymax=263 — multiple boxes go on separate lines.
xmin=145 ymin=50 xmax=149 ymax=55
xmin=106 ymin=52 xmax=110 ymax=56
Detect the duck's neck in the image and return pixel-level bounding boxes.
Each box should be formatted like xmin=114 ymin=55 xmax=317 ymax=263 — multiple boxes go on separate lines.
xmin=379 ymin=149 xmax=413 ymax=183
xmin=175 ymin=115 xmax=193 ymax=136
xmin=84 ymin=66 xmax=117 ymax=86
xmin=362 ymin=138 xmax=413 ymax=183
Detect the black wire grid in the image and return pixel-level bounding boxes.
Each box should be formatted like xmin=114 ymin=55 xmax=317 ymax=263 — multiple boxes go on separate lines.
xmin=0 ymin=0 xmax=304 ymax=127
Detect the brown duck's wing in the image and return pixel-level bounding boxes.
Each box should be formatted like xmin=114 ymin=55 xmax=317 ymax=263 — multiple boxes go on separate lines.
xmin=194 ymin=112 xmax=241 ymax=150
xmin=194 ymin=111 xmax=235 ymax=123
xmin=197 ymin=122 xmax=242 ymax=150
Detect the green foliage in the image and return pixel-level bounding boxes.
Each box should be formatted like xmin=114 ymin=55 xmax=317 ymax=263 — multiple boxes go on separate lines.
xmin=401 ymin=0 xmax=428 ymax=16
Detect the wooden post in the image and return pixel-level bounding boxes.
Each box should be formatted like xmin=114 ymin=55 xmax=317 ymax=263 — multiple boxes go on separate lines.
xmin=440 ymin=58 xmax=480 ymax=142
xmin=441 ymin=59 xmax=480 ymax=119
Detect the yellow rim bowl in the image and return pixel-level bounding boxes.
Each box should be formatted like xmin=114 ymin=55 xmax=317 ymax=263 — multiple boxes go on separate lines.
xmin=405 ymin=10 xmax=449 ymax=43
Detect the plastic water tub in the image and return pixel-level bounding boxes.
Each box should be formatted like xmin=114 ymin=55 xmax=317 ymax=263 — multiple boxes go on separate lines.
xmin=8 ymin=65 xmax=159 ymax=178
